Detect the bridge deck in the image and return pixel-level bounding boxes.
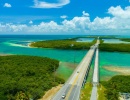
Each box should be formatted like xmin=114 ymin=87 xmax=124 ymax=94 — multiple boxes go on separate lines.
xmin=92 ymin=48 xmax=99 ymax=84
xmin=52 ymin=41 xmax=98 ymax=100
xmin=90 ymin=39 xmax=100 ymax=100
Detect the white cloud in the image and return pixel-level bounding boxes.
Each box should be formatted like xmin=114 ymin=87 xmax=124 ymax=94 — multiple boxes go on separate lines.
xmin=60 ymin=15 xmax=68 ymax=19
xmin=108 ymin=6 xmax=130 ymax=18
xmin=89 ymin=17 xmax=115 ymax=30
xmin=1 ymin=6 xmax=130 ymax=34
xmin=62 ymin=16 xmax=90 ymax=31
xmin=32 ymin=0 xmax=70 ymax=8
xmin=3 ymin=3 xmax=12 ymax=8
xmin=82 ymin=11 xmax=89 ymax=17
xmin=29 ymin=21 xmax=33 ymax=24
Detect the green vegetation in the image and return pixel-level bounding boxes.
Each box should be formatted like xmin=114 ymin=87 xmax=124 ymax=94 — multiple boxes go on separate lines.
xmin=80 ymin=66 xmax=93 ymax=100
xmin=97 ymin=85 xmax=107 ymax=100
xmin=0 ymin=55 xmax=64 ymax=100
xmin=120 ymin=38 xmax=130 ymax=42
xmin=30 ymin=39 xmax=97 ymax=50
xmin=99 ymin=43 xmax=130 ymax=52
xmin=98 ymin=38 xmax=130 ymax=52
xmin=30 ymin=37 xmax=130 ymax=53
xmin=73 ymin=36 xmax=116 ymax=39
xmin=101 ymin=75 xmax=130 ymax=100
xmin=87 ymin=36 xmax=116 ymax=39
xmin=80 ymin=82 xmax=92 ymax=100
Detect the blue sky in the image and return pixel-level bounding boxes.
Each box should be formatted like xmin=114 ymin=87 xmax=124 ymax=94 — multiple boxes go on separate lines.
xmin=0 ymin=0 xmax=130 ymax=35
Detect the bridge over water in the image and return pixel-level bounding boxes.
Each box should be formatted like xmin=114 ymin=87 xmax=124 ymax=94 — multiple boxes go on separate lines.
xmin=52 ymin=39 xmax=99 ymax=100
xmin=90 ymin=46 xmax=99 ymax=100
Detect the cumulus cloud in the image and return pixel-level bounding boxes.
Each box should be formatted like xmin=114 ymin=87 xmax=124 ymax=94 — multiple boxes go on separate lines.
xmin=60 ymin=15 xmax=68 ymax=19
xmin=108 ymin=6 xmax=130 ymax=18
xmin=32 ymin=0 xmax=70 ymax=8
xmin=3 ymin=3 xmax=12 ymax=8
xmin=29 ymin=21 xmax=33 ymax=24
xmin=0 ymin=6 xmax=130 ymax=34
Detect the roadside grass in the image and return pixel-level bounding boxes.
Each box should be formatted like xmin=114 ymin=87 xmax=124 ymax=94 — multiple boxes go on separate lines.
xmin=80 ymin=82 xmax=93 ymax=100
xmin=80 ymin=83 xmax=107 ymax=100
xmin=97 ymin=84 xmax=107 ymax=100
xmin=80 ymin=61 xmax=94 ymax=100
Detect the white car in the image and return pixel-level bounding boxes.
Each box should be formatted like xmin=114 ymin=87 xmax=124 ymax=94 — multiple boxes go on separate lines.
xmin=62 ymin=94 xmax=66 ymax=99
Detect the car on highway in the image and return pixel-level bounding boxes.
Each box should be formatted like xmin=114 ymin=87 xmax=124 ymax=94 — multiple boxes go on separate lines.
xmin=62 ymin=93 xmax=66 ymax=99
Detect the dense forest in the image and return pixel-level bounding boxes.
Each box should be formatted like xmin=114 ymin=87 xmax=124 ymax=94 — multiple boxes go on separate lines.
xmin=0 ymin=55 xmax=64 ymax=100
xmin=30 ymin=38 xmax=130 ymax=53
xmin=99 ymin=43 xmax=130 ymax=52
xmin=98 ymin=38 xmax=130 ymax=52
xmin=30 ymin=39 xmax=97 ymax=50
xmin=120 ymin=38 xmax=130 ymax=42
xmin=101 ymin=75 xmax=130 ymax=100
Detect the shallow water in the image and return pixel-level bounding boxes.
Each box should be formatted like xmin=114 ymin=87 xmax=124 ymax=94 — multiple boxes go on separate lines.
xmin=0 ymin=35 xmax=130 ymax=81
xmin=103 ymin=39 xmax=130 ymax=44
xmin=76 ymin=38 xmax=94 ymax=42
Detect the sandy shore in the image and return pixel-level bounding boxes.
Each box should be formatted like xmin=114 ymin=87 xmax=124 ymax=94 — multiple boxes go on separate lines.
xmin=59 ymin=62 xmax=77 ymax=69
xmin=0 ymin=53 xmax=12 ymax=56
xmin=39 ymin=84 xmax=63 ymax=100
xmin=103 ymin=66 xmax=130 ymax=75
xmin=39 ymin=62 xmax=77 ymax=100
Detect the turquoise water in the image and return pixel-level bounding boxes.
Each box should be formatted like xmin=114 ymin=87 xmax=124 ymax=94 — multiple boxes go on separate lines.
xmin=103 ymin=39 xmax=130 ymax=44
xmin=0 ymin=35 xmax=130 ymax=80
xmin=99 ymin=52 xmax=130 ymax=80
xmin=76 ymin=38 xmax=94 ymax=42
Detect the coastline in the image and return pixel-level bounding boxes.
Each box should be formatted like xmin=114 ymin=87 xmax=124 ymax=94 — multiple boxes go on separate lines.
xmin=103 ymin=66 xmax=130 ymax=75
xmin=29 ymin=38 xmax=130 ymax=53
xmin=39 ymin=84 xmax=63 ymax=100
xmin=0 ymin=53 xmax=12 ymax=56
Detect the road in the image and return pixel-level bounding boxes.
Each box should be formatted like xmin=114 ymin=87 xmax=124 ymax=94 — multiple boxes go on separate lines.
xmin=90 ymin=87 xmax=97 ymax=100
xmin=90 ymin=39 xmax=100 ymax=100
xmin=52 ymin=40 xmax=99 ymax=100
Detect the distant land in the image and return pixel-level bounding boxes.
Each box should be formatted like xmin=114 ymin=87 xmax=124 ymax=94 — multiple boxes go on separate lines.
xmin=30 ymin=36 xmax=130 ymax=53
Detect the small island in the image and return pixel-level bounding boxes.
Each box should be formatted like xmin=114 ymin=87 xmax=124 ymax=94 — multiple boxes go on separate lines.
xmin=30 ymin=39 xmax=97 ymax=50
xmin=30 ymin=37 xmax=130 ymax=53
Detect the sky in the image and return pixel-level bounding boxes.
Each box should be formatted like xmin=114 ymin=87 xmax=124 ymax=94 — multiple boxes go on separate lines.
xmin=0 ymin=0 xmax=130 ymax=35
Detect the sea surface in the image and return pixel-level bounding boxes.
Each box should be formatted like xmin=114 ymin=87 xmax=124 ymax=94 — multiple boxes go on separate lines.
xmin=76 ymin=38 xmax=94 ymax=42
xmin=0 ymin=35 xmax=130 ymax=81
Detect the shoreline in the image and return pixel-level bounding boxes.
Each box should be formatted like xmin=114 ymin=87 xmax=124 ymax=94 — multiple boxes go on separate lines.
xmin=29 ymin=38 xmax=130 ymax=53
xmin=103 ymin=66 xmax=130 ymax=75
xmin=0 ymin=53 xmax=12 ymax=56
xmin=39 ymin=84 xmax=63 ymax=100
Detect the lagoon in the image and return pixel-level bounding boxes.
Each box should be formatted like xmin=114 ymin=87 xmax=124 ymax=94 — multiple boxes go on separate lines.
xmin=0 ymin=35 xmax=130 ymax=81
xmin=76 ymin=38 xmax=94 ymax=42
xmin=103 ymin=38 xmax=130 ymax=44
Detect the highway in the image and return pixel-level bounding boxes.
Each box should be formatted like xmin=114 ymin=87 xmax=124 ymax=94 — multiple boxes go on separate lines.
xmin=92 ymin=48 xmax=99 ymax=85
xmin=90 ymin=87 xmax=97 ymax=100
xmin=90 ymin=39 xmax=100 ymax=100
xmin=52 ymin=40 xmax=99 ymax=100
